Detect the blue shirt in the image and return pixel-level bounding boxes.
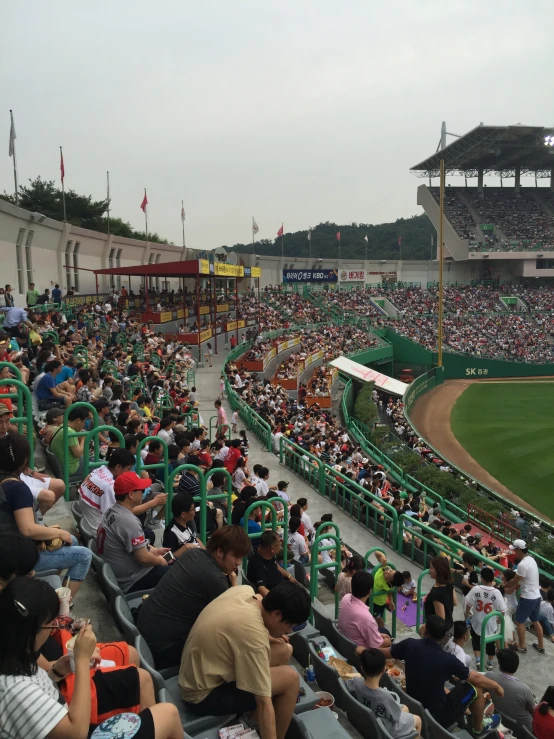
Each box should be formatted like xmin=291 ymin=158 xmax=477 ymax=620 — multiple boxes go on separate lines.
xmin=0 ymin=307 xmax=28 ymax=328
xmin=239 ymin=518 xmax=262 ymax=550
xmin=36 ymin=373 xmax=56 ymax=400
xmin=55 ymin=366 xmax=75 ymax=385
xmin=52 ymin=288 xmax=62 ymax=303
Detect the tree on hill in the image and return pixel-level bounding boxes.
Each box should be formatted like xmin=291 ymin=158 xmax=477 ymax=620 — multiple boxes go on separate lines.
xmin=1 ymin=178 xmax=169 ymax=243
xmin=224 ymin=215 xmax=435 ymax=261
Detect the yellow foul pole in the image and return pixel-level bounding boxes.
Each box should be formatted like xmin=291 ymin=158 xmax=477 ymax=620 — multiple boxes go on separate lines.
xmin=438 ymin=159 xmax=445 ymax=367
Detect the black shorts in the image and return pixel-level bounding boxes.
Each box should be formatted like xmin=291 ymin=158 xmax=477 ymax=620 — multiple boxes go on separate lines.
xmin=440 ymin=681 xmax=478 ymax=728
xmin=89 ymin=709 xmax=154 ymax=738
xmin=92 ymin=666 xmax=141 ymax=723
xmin=186 ymin=682 xmax=257 ymax=716
xmin=372 ymin=602 xmax=387 ymax=619
xmin=470 ymin=627 xmax=496 ymax=658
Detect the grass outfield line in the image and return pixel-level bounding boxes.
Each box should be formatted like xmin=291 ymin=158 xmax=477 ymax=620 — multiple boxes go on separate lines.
xmin=450 ymin=382 xmax=554 ymax=519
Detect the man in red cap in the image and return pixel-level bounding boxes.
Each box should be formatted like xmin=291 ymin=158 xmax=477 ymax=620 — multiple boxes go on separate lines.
xmin=97 ymin=471 xmax=171 ymax=593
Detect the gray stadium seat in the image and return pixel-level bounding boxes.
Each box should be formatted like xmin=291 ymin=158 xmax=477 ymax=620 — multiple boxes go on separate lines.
xmin=379 ymin=672 xmax=427 ymax=738
xmin=425 ymin=709 xmax=473 ymax=739
xmin=311 ymin=600 xmax=336 ymax=642
xmin=307 ymin=640 xmax=346 ymax=709
xmin=70 ymin=500 xmax=83 ymax=524
xmin=335 ymin=680 xmax=381 ymax=739
xmin=77 ymin=517 xmax=96 ymax=544
xmin=86 ymin=539 xmax=104 ymax=576
xmin=134 ymin=636 xmax=233 ymax=734
xmin=288 ymin=706 xmax=353 ymax=739
xmin=329 ymin=622 xmax=361 ymax=672
xmin=289 ymin=623 xmax=321 ymax=668
xmin=114 ymin=595 xmax=140 ymax=644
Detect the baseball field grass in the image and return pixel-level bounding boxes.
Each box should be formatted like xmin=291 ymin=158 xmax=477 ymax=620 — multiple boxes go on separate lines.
xmin=450 ymin=382 xmax=554 ymax=519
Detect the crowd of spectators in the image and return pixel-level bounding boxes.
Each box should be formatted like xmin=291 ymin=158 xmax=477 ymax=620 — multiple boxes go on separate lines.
xmin=429 ymin=186 xmax=554 ymax=252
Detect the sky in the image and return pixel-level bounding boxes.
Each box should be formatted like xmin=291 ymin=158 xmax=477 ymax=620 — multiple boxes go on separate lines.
xmin=2 ymin=0 xmax=554 ymax=250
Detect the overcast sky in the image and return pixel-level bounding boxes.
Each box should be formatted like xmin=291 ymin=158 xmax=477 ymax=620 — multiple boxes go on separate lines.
xmin=2 ymin=1 xmax=553 ymax=250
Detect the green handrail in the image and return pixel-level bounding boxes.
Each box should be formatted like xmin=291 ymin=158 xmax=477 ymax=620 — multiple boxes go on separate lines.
xmin=0 ymin=378 xmax=34 ymax=465
xmin=61 ymin=402 xmax=99 ymax=499
xmin=133 ymin=343 xmax=145 ymax=361
xmin=364 ymin=547 xmax=388 ymax=569
xmin=242 ymin=500 xmax=289 ymax=569
xmin=101 ymin=360 xmax=118 ymax=376
xmin=167 ymin=463 xmax=230 ymax=544
xmin=41 ymin=330 xmax=59 ymax=345
xmin=134 ymin=436 xmax=169 ymax=509
xmin=209 ymin=415 xmax=231 ymax=441
xmin=73 ymin=345 xmax=89 ymax=368
xmin=186 ymin=369 xmax=195 ymax=386
xmin=415 ymin=568 xmax=429 ymax=632
xmin=310 ymin=521 xmax=341 ymax=619
xmin=479 ymin=611 xmax=505 ymax=667
xmin=204 ymin=466 xmax=234 ymax=528
xmin=82 ymin=425 xmax=125 ymax=478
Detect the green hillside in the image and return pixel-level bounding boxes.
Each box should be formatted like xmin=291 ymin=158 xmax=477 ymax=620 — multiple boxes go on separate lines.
xmin=225 ymin=214 xmax=434 ymax=261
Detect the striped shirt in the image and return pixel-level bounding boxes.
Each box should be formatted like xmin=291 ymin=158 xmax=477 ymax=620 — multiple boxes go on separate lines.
xmin=0 ymin=669 xmax=67 ymax=738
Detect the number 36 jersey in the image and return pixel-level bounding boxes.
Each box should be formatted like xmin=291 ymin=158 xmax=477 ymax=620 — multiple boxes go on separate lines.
xmin=465 ymin=585 xmax=507 ymax=636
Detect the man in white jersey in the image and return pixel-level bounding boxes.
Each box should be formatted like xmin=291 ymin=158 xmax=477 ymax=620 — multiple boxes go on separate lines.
xmin=465 ymin=567 xmax=507 ymax=671
xmin=78 ymin=449 xmax=135 ymax=531
xmin=510 ymin=539 xmax=545 ymax=654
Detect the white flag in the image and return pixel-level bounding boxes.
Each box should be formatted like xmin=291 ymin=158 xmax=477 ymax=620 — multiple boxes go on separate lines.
xmin=181 ymin=204 xmax=185 ymax=223
xmin=9 ymin=110 xmax=16 ymax=157
xmin=364 ymin=234 xmax=368 ymax=243
xmin=252 ymin=218 xmax=259 ymax=234
xmin=307 ymin=227 xmax=312 ymax=242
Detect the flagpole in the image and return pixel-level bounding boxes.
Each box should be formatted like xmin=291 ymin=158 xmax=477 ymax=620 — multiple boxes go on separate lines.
xmin=106 ymin=171 xmax=110 ymax=237
xmin=181 ymin=200 xmax=185 ymax=248
xmin=365 ymin=236 xmax=368 ymax=262
xmin=438 ymin=159 xmax=445 ymax=368
xmin=60 ymin=146 xmax=66 ymax=222
xmin=9 ymin=111 xmax=18 ymax=205
xmin=281 ymin=224 xmax=284 ymax=259
xmin=144 ymin=188 xmax=148 ymax=243
xmin=252 ymin=217 xmax=255 ymax=256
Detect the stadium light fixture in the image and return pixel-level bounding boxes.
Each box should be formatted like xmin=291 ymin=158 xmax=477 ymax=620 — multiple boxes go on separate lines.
xmin=544 ymin=135 xmax=554 ymax=146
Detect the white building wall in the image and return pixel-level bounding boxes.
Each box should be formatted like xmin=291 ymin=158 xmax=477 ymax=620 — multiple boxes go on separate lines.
xmin=0 ymin=199 xmax=184 ymax=300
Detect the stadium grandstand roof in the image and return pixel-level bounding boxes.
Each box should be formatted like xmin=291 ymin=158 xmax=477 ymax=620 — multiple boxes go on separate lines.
xmin=411 ymin=124 xmax=554 ymax=178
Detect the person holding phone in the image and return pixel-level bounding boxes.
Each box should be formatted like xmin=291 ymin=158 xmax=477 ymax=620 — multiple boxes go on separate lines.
xmin=97 ymin=472 xmax=171 ymax=593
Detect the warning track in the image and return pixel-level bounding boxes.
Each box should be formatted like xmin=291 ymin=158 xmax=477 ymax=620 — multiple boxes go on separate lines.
xmin=408 ymin=379 xmax=549 ymax=520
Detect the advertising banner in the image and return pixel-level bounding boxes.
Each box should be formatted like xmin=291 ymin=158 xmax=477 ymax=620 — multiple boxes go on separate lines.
xmin=339 ymin=269 xmax=365 ymax=282
xmin=282 ymin=269 xmax=338 ymax=283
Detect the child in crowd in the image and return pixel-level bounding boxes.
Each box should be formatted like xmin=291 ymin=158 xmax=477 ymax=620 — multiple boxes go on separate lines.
xmin=346 ymin=648 xmax=422 ymax=739
xmin=445 ymin=621 xmax=472 ymax=667
xmin=231 ymin=409 xmax=238 ymax=433
xmin=399 ymin=570 xmax=416 ymax=601
xmin=500 ymin=568 xmax=519 ymax=648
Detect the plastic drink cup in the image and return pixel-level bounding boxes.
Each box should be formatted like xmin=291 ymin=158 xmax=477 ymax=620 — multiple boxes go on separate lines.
xmin=56 ymin=587 xmax=71 ymax=616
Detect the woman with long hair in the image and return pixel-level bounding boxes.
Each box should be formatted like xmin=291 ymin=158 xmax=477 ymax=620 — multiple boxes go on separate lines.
xmin=534 ymin=686 xmax=554 ymax=738
xmin=0 ymin=433 xmax=92 ymax=599
xmin=0 ymin=578 xmax=183 ymax=739
xmin=335 ymin=554 xmax=366 ymax=601
xmin=422 ymin=556 xmax=457 ymax=639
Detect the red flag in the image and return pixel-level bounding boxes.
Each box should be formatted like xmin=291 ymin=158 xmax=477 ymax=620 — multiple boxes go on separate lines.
xmin=140 ymin=191 xmax=148 ymax=212
xmin=336 ymin=231 xmax=341 ymax=241
xmin=398 ymin=235 xmax=402 ymax=247
xmin=60 ymin=149 xmax=65 ymax=183
xmin=277 ymin=224 xmax=283 ymax=237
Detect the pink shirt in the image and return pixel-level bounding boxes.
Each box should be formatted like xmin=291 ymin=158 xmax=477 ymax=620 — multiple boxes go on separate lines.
xmin=337 ymin=594 xmax=383 ymax=649
xmin=217 ymin=406 xmax=227 ymax=426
